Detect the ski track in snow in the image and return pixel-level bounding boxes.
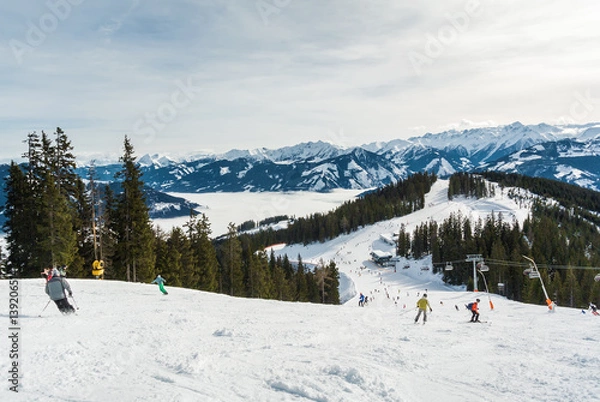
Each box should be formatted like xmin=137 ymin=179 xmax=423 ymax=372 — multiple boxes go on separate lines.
xmin=1 ymin=179 xmax=598 ymax=401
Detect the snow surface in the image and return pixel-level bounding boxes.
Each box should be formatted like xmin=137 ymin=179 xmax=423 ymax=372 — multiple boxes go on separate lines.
xmin=2 ymin=179 xmax=598 ymax=401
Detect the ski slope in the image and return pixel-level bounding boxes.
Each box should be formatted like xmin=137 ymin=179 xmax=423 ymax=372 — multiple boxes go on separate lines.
xmin=1 ymin=180 xmax=599 ymax=401
xmin=2 ymin=273 xmax=597 ymax=401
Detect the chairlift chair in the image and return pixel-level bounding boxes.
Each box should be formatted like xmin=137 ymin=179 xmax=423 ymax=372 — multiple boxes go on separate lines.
xmin=444 ymin=262 xmax=453 ymax=271
xmin=523 ymin=264 xmax=540 ymax=279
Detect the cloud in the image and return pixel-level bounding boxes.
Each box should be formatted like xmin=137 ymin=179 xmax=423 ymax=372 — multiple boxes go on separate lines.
xmin=0 ymin=0 xmax=599 ymax=160
xmin=436 ymin=119 xmax=497 ymax=132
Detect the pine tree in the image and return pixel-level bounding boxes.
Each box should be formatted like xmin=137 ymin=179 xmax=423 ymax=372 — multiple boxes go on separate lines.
xmin=325 ymin=261 xmax=340 ymax=304
xmin=186 ymin=213 xmax=219 ymax=291
xmin=69 ymin=177 xmax=93 ymax=278
xmin=99 ymin=184 xmax=117 ymax=277
xmin=295 ymin=254 xmax=308 ymax=301
xmin=4 ymin=130 xmax=80 ymax=276
xmin=247 ymin=251 xmax=273 ymax=298
xmin=165 ymin=227 xmax=191 ymax=288
xmin=36 ymin=171 xmax=77 ymax=269
xmin=53 ymin=127 xmax=89 ymax=277
xmin=153 ymin=227 xmax=170 ymax=284
xmin=3 ymin=162 xmax=36 ymax=276
xmin=110 ymin=136 xmax=156 ymax=282
xmin=314 ymin=260 xmax=340 ymax=304
xmin=220 ymin=223 xmax=244 ymax=296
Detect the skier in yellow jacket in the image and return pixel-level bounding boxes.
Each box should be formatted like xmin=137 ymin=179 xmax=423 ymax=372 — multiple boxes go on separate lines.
xmin=414 ymin=294 xmax=432 ymax=324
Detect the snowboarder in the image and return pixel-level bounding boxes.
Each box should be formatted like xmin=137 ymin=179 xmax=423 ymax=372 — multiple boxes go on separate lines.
xmin=43 ymin=268 xmax=76 ymax=314
xmin=469 ymin=299 xmax=481 ymax=322
xmin=414 ymin=294 xmax=432 ymax=324
xmin=152 ymin=275 xmax=168 ymax=295
xmin=589 ymin=302 xmax=599 ymax=316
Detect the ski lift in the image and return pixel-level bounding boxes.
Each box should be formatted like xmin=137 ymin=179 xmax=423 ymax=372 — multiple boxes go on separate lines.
xmin=497 ymin=282 xmax=505 ymax=295
xmin=523 ymin=266 xmax=540 ymax=279
xmin=444 ymin=262 xmax=454 ymax=271
xmin=477 ymin=262 xmax=490 ymax=272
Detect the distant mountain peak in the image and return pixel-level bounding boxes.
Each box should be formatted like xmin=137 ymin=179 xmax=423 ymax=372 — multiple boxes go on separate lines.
xmin=138 ymin=153 xmax=176 ymax=168
xmin=67 ymin=122 xmax=600 ymax=195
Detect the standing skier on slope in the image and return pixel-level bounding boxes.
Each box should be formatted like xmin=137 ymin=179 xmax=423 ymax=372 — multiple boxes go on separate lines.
xmin=414 ymin=294 xmax=432 ymax=324
xmin=43 ymin=268 xmax=76 ymax=314
xmin=152 ymin=275 xmax=168 ymax=295
xmin=469 ymin=299 xmax=481 ymax=322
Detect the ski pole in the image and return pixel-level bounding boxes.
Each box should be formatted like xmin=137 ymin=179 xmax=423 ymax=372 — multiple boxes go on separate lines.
xmin=39 ymin=300 xmax=51 ymax=317
xmin=70 ymin=295 xmax=79 ymax=310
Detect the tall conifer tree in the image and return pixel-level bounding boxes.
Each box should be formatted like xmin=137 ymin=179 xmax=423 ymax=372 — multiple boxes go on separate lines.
xmin=220 ymin=223 xmax=244 ymax=296
xmin=3 ymin=162 xmax=35 ymax=276
xmin=186 ymin=213 xmax=219 ymax=291
xmin=110 ymin=136 xmax=155 ymax=282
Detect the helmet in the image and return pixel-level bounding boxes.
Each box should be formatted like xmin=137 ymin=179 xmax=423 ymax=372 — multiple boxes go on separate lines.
xmin=423 ymin=294 xmax=427 ymax=298
xmin=476 ymin=299 xmax=480 ymax=302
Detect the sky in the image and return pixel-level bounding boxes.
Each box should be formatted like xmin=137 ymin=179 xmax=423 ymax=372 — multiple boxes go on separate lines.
xmin=2 ymin=178 xmax=598 ymax=401
xmin=1 ymin=0 xmax=600 ymax=162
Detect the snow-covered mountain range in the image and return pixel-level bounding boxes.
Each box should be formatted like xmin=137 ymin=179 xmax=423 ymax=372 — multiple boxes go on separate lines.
xmin=76 ymin=121 xmax=600 ymax=193
xmin=1 ymin=121 xmax=599 ymax=226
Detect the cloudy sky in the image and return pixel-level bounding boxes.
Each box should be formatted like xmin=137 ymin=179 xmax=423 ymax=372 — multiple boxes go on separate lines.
xmin=1 ymin=0 xmax=599 ymax=161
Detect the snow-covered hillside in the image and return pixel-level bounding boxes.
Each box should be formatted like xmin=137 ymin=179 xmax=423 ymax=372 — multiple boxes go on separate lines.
xmin=2 ymin=179 xmax=598 ymax=402
xmin=273 ymin=179 xmax=532 ymax=268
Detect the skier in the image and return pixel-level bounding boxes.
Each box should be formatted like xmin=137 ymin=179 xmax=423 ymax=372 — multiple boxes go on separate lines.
xmin=358 ymin=293 xmax=365 ymax=307
xmin=43 ymin=268 xmax=76 ymax=315
xmin=152 ymin=275 xmax=168 ymax=295
xmin=589 ymin=302 xmax=599 ymax=316
xmin=414 ymin=293 xmax=432 ymax=324
xmin=469 ymin=299 xmax=481 ymax=322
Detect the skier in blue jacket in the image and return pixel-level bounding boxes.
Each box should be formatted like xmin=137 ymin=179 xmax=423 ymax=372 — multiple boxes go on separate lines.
xmin=151 ymin=275 xmax=168 ymax=295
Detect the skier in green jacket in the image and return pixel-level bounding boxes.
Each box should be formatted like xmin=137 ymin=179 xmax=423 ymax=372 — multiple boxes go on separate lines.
xmin=151 ymin=275 xmax=168 ymax=295
xmin=414 ymin=294 xmax=432 ymax=324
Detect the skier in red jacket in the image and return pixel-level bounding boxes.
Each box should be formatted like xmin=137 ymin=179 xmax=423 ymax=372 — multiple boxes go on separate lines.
xmin=470 ymin=299 xmax=480 ymax=322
